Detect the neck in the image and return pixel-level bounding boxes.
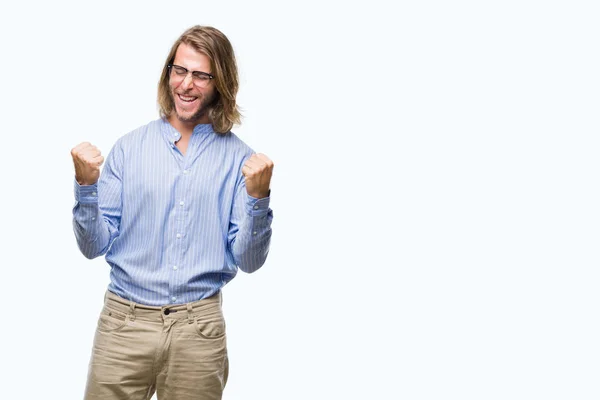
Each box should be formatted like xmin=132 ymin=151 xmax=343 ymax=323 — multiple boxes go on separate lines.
xmin=167 ymin=114 xmax=211 ymax=137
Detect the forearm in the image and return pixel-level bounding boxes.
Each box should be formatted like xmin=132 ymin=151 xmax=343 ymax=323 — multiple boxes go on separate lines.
xmin=231 ymin=195 xmax=273 ymax=273
xmin=72 ymin=181 xmax=113 ymax=259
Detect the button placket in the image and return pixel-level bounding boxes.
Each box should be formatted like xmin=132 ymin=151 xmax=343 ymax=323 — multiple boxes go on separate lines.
xmin=169 ymin=165 xmax=189 ymax=306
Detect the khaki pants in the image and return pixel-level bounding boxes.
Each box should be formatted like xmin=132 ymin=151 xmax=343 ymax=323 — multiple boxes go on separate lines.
xmin=84 ymin=290 xmax=228 ymax=400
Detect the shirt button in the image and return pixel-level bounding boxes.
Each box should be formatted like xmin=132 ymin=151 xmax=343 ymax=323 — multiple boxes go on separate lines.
xmin=183 ymin=170 xmax=188 ymax=174
xmin=176 ymin=233 xmax=182 ymax=239
xmin=91 ymin=217 xmax=96 ymax=221
xmin=179 ymin=201 xmax=184 ymax=206
xmin=173 ymin=265 xmax=178 ymax=270
xmin=172 ymin=296 xmax=177 ymax=302
xmin=253 ymin=231 xmax=258 ymax=235
xmin=92 ymin=192 xmax=97 ymax=196
xmin=253 ymin=205 xmax=259 ymax=210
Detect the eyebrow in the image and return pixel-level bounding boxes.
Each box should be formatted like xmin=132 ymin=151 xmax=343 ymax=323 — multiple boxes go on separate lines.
xmin=172 ymin=64 xmax=211 ymax=74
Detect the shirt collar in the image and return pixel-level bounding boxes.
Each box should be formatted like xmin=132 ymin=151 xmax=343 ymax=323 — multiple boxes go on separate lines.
xmin=160 ymin=117 xmax=215 ymax=144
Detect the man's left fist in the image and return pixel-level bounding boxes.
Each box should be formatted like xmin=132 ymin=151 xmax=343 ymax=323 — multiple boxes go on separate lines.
xmin=242 ymin=153 xmax=274 ymax=199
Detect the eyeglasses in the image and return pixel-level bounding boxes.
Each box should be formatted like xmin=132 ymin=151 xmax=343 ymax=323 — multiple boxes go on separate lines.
xmin=168 ymin=64 xmax=214 ymax=88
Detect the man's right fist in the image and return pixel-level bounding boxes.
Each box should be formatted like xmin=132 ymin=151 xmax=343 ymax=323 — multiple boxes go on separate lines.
xmin=71 ymin=142 xmax=104 ymax=186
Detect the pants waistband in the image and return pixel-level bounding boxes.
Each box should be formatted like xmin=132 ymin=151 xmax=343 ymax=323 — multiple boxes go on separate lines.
xmin=103 ymin=290 xmax=222 ymax=322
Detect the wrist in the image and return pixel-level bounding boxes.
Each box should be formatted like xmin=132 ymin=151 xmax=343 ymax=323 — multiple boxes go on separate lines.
xmin=248 ymin=189 xmax=270 ymax=199
xmin=76 ymin=176 xmax=97 ymax=186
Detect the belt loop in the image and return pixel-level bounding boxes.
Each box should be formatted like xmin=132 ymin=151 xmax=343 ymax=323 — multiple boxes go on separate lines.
xmin=187 ymin=303 xmax=194 ymax=324
xmin=129 ymin=302 xmax=136 ymax=322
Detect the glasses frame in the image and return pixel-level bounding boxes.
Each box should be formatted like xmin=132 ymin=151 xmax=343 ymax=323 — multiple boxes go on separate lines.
xmin=167 ymin=64 xmax=214 ymax=87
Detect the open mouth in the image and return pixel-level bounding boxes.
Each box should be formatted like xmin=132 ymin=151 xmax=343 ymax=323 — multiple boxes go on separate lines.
xmin=178 ymin=94 xmax=198 ymax=104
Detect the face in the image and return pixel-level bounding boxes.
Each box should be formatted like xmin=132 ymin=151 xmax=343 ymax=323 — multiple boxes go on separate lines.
xmin=169 ymin=42 xmax=217 ymax=125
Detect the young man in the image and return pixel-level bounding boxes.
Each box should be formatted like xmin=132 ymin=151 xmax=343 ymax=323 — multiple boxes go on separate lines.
xmin=71 ymin=26 xmax=274 ymax=399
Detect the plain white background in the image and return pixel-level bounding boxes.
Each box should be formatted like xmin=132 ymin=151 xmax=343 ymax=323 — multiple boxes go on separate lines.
xmin=0 ymin=0 xmax=599 ymax=399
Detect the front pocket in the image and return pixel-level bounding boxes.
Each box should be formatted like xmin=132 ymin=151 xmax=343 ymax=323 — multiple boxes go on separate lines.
xmin=97 ymin=308 xmax=129 ymax=333
xmin=195 ymin=313 xmax=226 ymax=339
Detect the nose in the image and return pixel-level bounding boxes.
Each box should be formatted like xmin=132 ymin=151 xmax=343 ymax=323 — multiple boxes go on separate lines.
xmin=180 ymin=73 xmax=194 ymax=90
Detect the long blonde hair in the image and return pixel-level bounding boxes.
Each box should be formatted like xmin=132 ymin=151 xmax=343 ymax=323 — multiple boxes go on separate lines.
xmin=157 ymin=26 xmax=242 ymax=134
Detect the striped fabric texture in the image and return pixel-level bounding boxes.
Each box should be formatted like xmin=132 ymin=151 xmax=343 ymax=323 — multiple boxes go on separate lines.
xmin=73 ymin=118 xmax=273 ymax=306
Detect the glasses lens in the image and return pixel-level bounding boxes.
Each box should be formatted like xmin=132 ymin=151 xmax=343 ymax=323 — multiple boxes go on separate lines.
xmin=170 ymin=65 xmax=212 ymax=87
xmin=192 ymin=74 xmax=211 ymax=88
xmin=170 ymin=65 xmax=186 ymax=82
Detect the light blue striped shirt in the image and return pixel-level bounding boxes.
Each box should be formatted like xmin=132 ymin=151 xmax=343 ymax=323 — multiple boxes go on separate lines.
xmin=72 ymin=118 xmax=273 ymax=306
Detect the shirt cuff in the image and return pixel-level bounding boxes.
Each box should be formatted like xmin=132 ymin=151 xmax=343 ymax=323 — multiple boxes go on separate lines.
xmin=74 ymin=179 xmax=99 ymax=204
xmin=245 ymin=190 xmax=271 ymax=216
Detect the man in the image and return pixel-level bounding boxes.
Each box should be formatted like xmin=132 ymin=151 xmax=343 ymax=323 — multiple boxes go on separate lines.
xmin=71 ymin=25 xmax=274 ymax=399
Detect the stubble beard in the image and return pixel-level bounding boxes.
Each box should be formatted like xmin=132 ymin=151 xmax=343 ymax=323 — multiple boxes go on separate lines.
xmin=173 ymin=90 xmax=217 ymax=124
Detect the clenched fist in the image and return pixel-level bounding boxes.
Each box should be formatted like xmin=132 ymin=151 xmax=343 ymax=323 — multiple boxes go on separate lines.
xmin=71 ymin=142 xmax=104 ymax=186
xmin=242 ymin=153 xmax=274 ymax=199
